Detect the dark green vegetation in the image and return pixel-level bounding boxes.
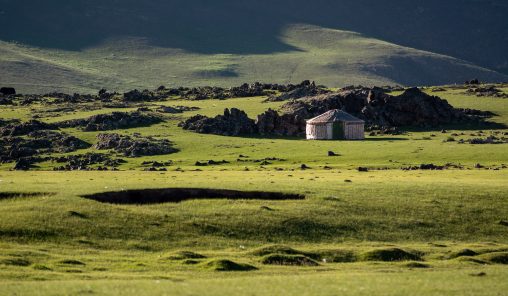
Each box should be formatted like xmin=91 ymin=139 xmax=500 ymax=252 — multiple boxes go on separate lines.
xmin=0 ymin=84 xmax=507 ymax=295
xmin=2 ymin=0 xmax=508 ymax=93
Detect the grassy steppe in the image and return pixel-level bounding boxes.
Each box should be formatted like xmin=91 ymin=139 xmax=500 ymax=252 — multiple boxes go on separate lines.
xmin=0 ymin=87 xmax=507 ymax=295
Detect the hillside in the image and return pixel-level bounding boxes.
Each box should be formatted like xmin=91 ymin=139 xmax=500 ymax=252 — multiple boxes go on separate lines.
xmin=1 ymin=0 xmax=508 ymax=93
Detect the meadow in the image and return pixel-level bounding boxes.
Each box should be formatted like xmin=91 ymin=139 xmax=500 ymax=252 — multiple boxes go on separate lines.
xmin=0 ymin=87 xmax=507 ymax=295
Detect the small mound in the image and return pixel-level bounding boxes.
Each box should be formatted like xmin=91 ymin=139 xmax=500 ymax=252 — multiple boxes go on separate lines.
xmin=166 ymin=251 xmax=207 ymax=260
xmin=478 ymin=252 xmax=508 ymax=264
xmin=360 ymin=248 xmax=422 ymax=262
xmin=455 ymin=257 xmax=489 ymax=265
xmin=181 ymin=259 xmax=201 ymax=265
xmin=403 ymin=262 xmax=431 ymax=269
xmin=59 ymin=259 xmax=85 ymax=265
xmin=318 ymin=250 xmax=357 ymax=263
xmin=447 ymin=249 xmax=479 ymax=259
xmin=0 ymin=258 xmax=32 ymax=266
xmin=203 ymin=259 xmax=257 ymax=272
xmin=251 ymin=245 xmax=304 ymax=257
xmin=32 ymin=264 xmax=52 ymax=271
xmin=260 ymin=254 xmax=319 ymax=266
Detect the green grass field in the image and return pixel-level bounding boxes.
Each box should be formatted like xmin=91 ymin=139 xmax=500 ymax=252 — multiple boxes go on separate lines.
xmin=0 ymin=87 xmax=507 ymax=295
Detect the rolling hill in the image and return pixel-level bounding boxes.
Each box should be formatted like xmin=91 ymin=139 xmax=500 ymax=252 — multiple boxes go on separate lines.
xmin=1 ymin=0 xmax=507 ymax=93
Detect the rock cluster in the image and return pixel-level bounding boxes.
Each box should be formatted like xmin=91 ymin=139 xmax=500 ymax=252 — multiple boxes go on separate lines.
xmin=180 ymin=87 xmax=488 ymax=137
xmin=52 ymin=153 xmax=125 ymax=171
xmin=156 ymin=105 xmax=200 ymax=114
xmin=57 ymin=111 xmax=163 ymax=131
xmin=466 ymin=86 xmax=508 ymax=98
xmin=0 ymin=124 xmax=91 ymax=170
xmin=265 ymin=81 xmax=329 ymax=102
xmin=94 ymin=133 xmax=178 ymax=157
xmin=0 ymin=120 xmax=58 ymax=137
xmin=179 ymin=108 xmax=257 ymax=136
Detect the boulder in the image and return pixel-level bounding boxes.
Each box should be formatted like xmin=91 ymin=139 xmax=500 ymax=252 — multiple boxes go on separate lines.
xmin=0 ymin=87 xmax=16 ymax=95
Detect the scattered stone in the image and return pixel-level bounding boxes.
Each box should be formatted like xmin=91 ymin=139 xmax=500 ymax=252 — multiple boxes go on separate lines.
xmin=328 ymin=151 xmax=339 ymax=156
xmin=358 ymin=167 xmax=369 ymax=172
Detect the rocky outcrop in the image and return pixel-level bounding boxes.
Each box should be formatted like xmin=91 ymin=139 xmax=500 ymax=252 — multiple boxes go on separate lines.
xmin=0 ymin=120 xmax=58 ymax=137
xmin=94 ymin=133 xmax=178 ymax=157
xmin=465 ymin=85 xmax=508 ymax=98
xmin=57 ymin=111 xmax=163 ymax=131
xmin=179 ymin=108 xmax=257 ymax=136
xmin=265 ymin=81 xmax=329 ymax=102
xmin=156 ymin=105 xmax=200 ymax=114
xmin=0 ymin=130 xmax=91 ymax=165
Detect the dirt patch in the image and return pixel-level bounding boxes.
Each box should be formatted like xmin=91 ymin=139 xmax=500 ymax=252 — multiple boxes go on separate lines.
xmin=0 ymin=192 xmax=54 ymax=201
xmin=81 ymin=188 xmax=305 ymax=205
xmin=202 ymin=259 xmax=257 ymax=272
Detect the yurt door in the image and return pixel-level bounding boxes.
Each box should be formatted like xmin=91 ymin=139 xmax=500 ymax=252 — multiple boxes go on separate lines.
xmin=333 ymin=122 xmax=344 ymax=139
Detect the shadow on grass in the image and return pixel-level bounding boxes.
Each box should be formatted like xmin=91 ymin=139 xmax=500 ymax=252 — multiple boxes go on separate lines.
xmin=400 ymin=121 xmax=507 ymax=133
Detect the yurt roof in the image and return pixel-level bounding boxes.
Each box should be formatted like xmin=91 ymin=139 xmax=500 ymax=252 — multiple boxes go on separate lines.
xmin=306 ymin=109 xmax=365 ymax=124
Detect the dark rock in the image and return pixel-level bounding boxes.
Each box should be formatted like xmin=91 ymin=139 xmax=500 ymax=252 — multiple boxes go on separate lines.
xmin=0 ymin=120 xmax=58 ymax=137
xmin=265 ymin=81 xmax=329 ymax=102
xmin=328 ymin=151 xmax=339 ymax=156
xmin=179 ymin=108 xmax=257 ymax=136
xmin=358 ymin=167 xmax=369 ymax=172
xmin=13 ymin=158 xmax=35 ymax=171
xmin=300 ymin=164 xmax=310 ymax=170
xmin=0 ymin=87 xmax=16 ymax=95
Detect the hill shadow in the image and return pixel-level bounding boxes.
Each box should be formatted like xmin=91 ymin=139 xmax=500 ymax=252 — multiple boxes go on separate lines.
xmin=1 ymin=0 xmax=507 ymax=76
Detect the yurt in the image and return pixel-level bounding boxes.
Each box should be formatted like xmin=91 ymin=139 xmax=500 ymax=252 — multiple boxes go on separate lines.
xmin=306 ymin=109 xmax=365 ymax=140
